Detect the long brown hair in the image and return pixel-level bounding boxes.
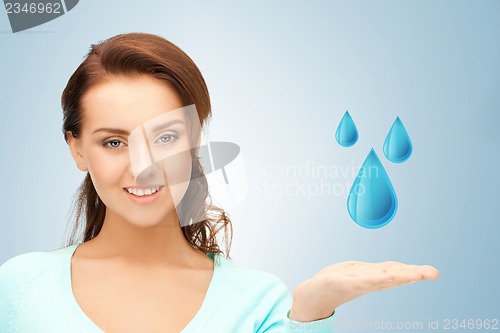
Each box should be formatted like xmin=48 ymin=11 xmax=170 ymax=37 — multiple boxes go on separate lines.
xmin=61 ymin=33 xmax=232 ymax=258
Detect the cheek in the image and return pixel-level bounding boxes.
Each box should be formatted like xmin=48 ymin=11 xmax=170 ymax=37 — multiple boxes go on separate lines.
xmin=86 ymin=150 xmax=130 ymax=192
xmin=163 ymin=151 xmax=192 ymax=206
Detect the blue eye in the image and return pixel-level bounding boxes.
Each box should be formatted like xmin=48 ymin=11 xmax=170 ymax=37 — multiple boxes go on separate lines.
xmin=103 ymin=139 xmax=126 ymax=149
xmin=155 ymin=133 xmax=179 ymax=144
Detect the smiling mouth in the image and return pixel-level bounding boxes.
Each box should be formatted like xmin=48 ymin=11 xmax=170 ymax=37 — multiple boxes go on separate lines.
xmin=124 ymin=186 xmax=165 ymax=197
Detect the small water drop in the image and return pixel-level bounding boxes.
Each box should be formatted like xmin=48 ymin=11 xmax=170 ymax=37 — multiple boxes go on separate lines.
xmin=335 ymin=111 xmax=358 ymax=147
xmin=347 ymin=148 xmax=398 ymax=229
xmin=383 ymin=116 xmax=413 ymax=163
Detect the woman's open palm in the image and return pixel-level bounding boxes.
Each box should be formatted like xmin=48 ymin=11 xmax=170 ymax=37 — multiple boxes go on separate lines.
xmin=290 ymin=261 xmax=440 ymax=322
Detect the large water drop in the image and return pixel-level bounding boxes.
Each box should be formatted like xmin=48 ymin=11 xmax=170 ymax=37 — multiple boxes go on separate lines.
xmin=347 ymin=148 xmax=398 ymax=229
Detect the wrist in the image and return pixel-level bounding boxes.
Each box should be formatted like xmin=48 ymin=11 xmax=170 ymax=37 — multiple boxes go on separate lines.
xmin=289 ymin=281 xmax=337 ymax=322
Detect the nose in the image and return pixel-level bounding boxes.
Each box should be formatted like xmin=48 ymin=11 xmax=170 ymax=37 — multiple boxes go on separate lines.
xmin=136 ymin=162 xmax=165 ymax=187
xmin=128 ymin=125 xmax=165 ymax=187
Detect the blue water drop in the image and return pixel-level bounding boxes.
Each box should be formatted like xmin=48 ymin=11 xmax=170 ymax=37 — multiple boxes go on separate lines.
xmin=335 ymin=111 xmax=358 ymax=147
xmin=347 ymin=148 xmax=398 ymax=229
xmin=383 ymin=116 xmax=413 ymax=163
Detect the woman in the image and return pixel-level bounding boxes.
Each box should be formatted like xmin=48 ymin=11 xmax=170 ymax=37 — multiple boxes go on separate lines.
xmin=0 ymin=33 xmax=439 ymax=332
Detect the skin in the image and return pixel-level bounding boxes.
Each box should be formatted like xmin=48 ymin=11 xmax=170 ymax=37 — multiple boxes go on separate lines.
xmin=67 ymin=74 xmax=440 ymax=331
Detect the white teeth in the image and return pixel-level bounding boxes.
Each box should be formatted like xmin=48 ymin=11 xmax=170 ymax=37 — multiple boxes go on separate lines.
xmin=126 ymin=186 xmax=161 ymax=197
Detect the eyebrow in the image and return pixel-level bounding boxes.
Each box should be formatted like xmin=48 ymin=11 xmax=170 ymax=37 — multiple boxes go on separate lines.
xmin=151 ymin=119 xmax=185 ymax=133
xmin=91 ymin=119 xmax=185 ymax=136
xmin=92 ymin=128 xmax=130 ymax=136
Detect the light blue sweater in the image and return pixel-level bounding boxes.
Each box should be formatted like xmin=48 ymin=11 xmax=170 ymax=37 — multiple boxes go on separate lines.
xmin=0 ymin=244 xmax=334 ymax=332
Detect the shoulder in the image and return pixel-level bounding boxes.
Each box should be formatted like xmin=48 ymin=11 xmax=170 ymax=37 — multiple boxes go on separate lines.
xmin=0 ymin=245 xmax=78 ymax=328
xmin=214 ymin=254 xmax=291 ymax=301
xmin=0 ymin=245 xmax=76 ymax=291
xmin=210 ymin=255 xmax=293 ymax=328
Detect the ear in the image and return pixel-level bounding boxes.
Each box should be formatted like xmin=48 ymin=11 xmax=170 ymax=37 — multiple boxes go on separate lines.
xmin=66 ymin=131 xmax=88 ymax=172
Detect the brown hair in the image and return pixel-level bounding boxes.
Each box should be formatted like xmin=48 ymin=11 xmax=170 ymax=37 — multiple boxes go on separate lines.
xmin=61 ymin=32 xmax=232 ymax=258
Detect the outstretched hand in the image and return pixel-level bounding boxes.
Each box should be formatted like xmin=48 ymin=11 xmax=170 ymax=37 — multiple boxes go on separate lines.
xmin=289 ymin=261 xmax=440 ymax=322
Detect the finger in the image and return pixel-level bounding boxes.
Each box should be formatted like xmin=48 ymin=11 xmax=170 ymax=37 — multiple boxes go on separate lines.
xmin=384 ymin=266 xmax=439 ymax=285
xmin=397 ymin=265 xmax=440 ymax=281
xmin=380 ymin=263 xmax=439 ymax=279
xmin=381 ymin=261 xmax=405 ymax=268
xmin=419 ymin=265 xmax=440 ymax=280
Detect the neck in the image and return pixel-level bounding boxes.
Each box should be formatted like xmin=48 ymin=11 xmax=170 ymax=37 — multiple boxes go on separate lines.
xmin=86 ymin=209 xmax=203 ymax=266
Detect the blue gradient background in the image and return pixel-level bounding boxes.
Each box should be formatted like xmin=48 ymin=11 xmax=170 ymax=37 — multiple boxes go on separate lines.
xmin=1 ymin=1 xmax=499 ymax=331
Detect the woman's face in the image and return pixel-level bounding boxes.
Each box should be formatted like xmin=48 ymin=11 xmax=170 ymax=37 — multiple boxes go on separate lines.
xmin=67 ymin=75 xmax=193 ymax=228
